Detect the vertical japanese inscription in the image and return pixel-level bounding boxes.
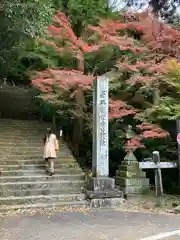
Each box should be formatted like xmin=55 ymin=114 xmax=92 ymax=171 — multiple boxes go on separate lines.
xmin=99 ymin=90 xmax=107 ymax=147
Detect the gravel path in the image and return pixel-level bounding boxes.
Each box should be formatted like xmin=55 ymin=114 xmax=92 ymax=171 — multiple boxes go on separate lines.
xmin=0 ymin=210 xmax=180 ymax=240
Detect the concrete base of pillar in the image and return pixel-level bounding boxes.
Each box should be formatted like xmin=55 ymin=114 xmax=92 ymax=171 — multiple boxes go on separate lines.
xmin=89 ymin=198 xmax=125 ymax=208
xmin=85 ymin=177 xmax=124 ymax=208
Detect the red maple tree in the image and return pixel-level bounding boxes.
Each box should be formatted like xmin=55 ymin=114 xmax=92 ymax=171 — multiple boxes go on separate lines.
xmin=32 ymin=11 xmax=175 ymax=151
xmin=38 ymin=12 xmax=102 ymax=71
xmin=109 ymin=100 xmax=136 ymax=119
xmin=87 ymin=11 xmax=174 ymax=150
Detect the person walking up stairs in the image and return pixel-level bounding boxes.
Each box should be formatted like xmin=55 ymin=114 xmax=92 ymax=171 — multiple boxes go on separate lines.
xmin=43 ymin=127 xmax=58 ymax=176
xmin=0 ymin=119 xmax=86 ymax=212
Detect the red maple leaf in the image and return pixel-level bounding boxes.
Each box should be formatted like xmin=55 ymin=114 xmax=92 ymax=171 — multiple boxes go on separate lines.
xmin=109 ymin=100 xmax=136 ymax=119
xmin=124 ymin=135 xmax=145 ymax=152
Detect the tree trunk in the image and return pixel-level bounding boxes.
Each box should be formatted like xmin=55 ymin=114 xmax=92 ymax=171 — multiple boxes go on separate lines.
xmin=153 ymin=88 xmax=160 ymax=105
xmin=72 ymin=89 xmax=85 ymax=155
xmin=77 ymin=52 xmax=84 ymax=72
xmin=72 ymin=55 xmax=85 ymax=155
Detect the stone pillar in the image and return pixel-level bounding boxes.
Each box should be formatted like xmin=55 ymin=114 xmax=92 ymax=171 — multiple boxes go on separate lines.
xmin=92 ymin=75 xmax=109 ymax=177
xmin=86 ymin=75 xmax=124 ymax=208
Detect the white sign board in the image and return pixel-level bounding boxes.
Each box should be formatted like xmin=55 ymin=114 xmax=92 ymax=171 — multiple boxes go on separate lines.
xmin=140 ymin=162 xmax=177 ymax=169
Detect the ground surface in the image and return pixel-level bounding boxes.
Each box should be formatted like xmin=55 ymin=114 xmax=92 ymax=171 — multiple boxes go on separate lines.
xmin=0 ymin=209 xmax=180 ymax=240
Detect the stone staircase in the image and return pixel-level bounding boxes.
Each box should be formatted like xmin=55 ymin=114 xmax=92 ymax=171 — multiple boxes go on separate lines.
xmin=0 ymin=119 xmax=86 ymax=211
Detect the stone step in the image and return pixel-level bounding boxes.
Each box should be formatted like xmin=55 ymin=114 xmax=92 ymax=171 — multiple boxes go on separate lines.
xmin=0 ymin=135 xmax=45 ymax=139
xmin=0 ymin=152 xmax=71 ymax=158
xmin=0 ymin=168 xmax=82 ymax=176
xmin=0 ymin=126 xmax=47 ymax=130
xmin=0 ymin=130 xmax=48 ymax=134
xmin=0 ymin=153 xmax=75 ymax=162
xmin=0 ymin=119 xmax=49 ymax=125
xmin=0 ymin=125 xmax=50 ymax=129
xmin=0 ymin=127 xmax=47 ymax=131
xmin=0 ymin=124 xmax=47 ymax=127
xmin=0 ymin=140 xmax=48 ymax=144
xmin=0 ymin=200 xmax=88 ymax=212
xmin=0 ymin=126 xmax=46 ymax=129
xmin=0 ymin=159 xmax=76 ymax=165
xmin=0 ymin=193 xmax=85 ymax=205
xmin=0 ymin=137 xmax=63 ymax=141
xmin=0 ymin=137 xmax=47 ymax=141
xmin=0 ymin=145 xmax=45 ymax=149
xmin=0 ymin=123 xmax=47 ymax=126
xmin=0 ymin=141 xmax=48 ymax=146
xmin=0 ymin=145 xmax=68 ymax=150
xmin=0 ymin=180 xmax=84 ymax=193
xmin=0 ymin=122 xmax=47 ymax=125
xmin=0 ymin=174 xmax=84 ymax=182
xmin=0 ymin=152 xmax=72 ymax=157
xmin=0 ymin=187 xmax=84 ymax=197
xmin=0 ymin=151 xmax=72 ymax=155
xmin=0 ymin=141 xmax=68 ymax=144
xmin=0 ymin=132 xmax=52 ymax=135
xmin=0 ymin=139 xmax=67 ymax=143
xmin=0 ymin=126 xmax=48 ymax=131
xmin=0 ymin=145 xmax=70 ymax=151
xmin=0 ymin=163 xmax=80 ymax=170
xmin=0 ymin=152 xmax=71 ymax=157
xmin=0 ymin=125 xmax=48 ymax=128
xmin=0 ymin=136 xmax=45 ymax=140
xmin=0 ymin=134 xmax=46 ymax=138
xmin=0 ymin=126 xmax=47 ymax=129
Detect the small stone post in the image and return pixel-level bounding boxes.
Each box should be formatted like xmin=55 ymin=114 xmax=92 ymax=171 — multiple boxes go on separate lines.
xmin=59 ymin=129 xmax=63 ymax=144
xmin=116 ymin=126 xmax=149 ymax=194
xmin=152 ymin=151 xmax=164 ymax=206
xmin=86 ymin=75 xmax=124 ymax=208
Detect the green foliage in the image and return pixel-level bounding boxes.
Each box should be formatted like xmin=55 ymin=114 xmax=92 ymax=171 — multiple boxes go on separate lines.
xmin=8 ymin=0 xmax=114 ymax=82
xmin=153 ymin=97 xmax=180 ymax=120
xmin=53 ymin=0 xmax=113 ymax=36
xmin=3 ymin=0 xmax=54 ymax=38
xmin=67 ymin=0 xmax=109 ymax=25
xmin=0 ymin=0 xmax=54 ymax=77
xmin=152 ymin=60 xmax=180 ymax=121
